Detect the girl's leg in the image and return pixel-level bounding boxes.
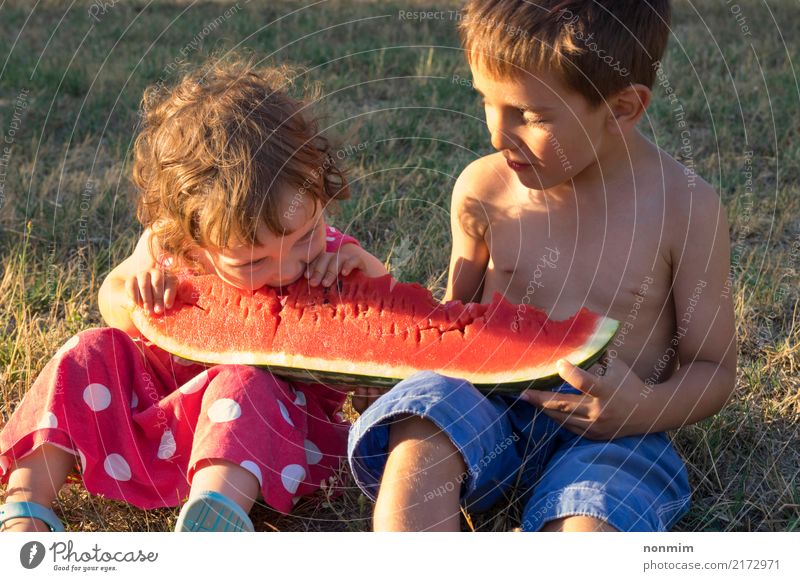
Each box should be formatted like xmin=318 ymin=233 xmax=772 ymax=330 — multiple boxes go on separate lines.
xmin=1 ymin=444 xmax=76 ymax=532
xmin=188 ymin=459 xmax=259 ymax=513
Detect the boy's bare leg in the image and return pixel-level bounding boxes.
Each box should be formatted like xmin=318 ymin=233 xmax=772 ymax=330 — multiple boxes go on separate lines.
xmin=189 ymin=459 xmax=260 ymax=514
xmin=541 ymin=515 xmax=618 ymax=532
xmin=1 ymin=444 xmax=77 ymax=532
xmin=374 ymin=415 xmax=466 ymax=531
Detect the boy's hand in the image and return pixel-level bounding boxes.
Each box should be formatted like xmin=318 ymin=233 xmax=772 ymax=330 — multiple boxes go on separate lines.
xmin=352 ymin=386 xmax=389 ymax=414
xmin=519 ymin=355 xmax=648 ymax=440
xmin=306 ymin=244 xmax=388 ymax=287
xmin=124 ymin=268 xmax=178 ymax=315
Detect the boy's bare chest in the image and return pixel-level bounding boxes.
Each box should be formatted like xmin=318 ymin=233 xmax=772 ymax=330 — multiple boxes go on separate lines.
xmin=482 ymin=201 xmax=673 ymax=321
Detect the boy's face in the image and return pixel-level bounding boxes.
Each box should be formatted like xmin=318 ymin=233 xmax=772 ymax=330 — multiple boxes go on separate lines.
xmin=200 ymin=187 xmax=327 ymax=291
xmin=470 ymin=63 xmax=609 ymax=191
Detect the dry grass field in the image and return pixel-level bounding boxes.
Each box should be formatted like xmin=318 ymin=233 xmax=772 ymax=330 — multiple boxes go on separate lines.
xmin=0 ymin=0 xmax=797 ymax=531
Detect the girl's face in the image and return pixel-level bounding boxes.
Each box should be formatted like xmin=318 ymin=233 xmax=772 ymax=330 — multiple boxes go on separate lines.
xmin=197 ymin=188 xmax=327 ymax=291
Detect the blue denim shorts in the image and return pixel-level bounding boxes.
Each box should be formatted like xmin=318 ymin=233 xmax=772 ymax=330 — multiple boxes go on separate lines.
xmin=348 ymin=371 xmax=692 ymax=531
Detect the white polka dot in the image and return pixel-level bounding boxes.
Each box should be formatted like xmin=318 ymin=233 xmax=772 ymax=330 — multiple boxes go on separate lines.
xmin=37 ymin=412 xmax=58 ymax=429
xmin=179 ymin=370 xmax=209 ymax=395
xmin=293 ymin=391 xmax=306 ymax=406
xmin=304 ymin=440 xmax=322 ymax=465
xmin=157 ymin=430 xmax=176 ymax=460
xmin=326 ymin=236 xmax=335 ymax=242
xmin=55 ymin=335 xmax=80 ymax=358
xmin=240 ymin=460 xmax=263 ymax=487
xmin=78 ymin=450 xmax=87 ymax=472
xmin=130 ymin=391 xmax=139 ymax=409
xmin=83 ymin=383 xmax=111 ymax=412
xmin=103 ymin=454 xmax=131 ymax=481
xmin=280 ymin=464 xmax=305 ymax=494
xmin=0 ymin=455 xmax=9 ymax=476
xmin=173 ymin=355 xmax=196 ymax=367
xmin=207 ymin=398 xmax=241 ymax=423
xmin=277 ymin=400 xmax=294 ymax=426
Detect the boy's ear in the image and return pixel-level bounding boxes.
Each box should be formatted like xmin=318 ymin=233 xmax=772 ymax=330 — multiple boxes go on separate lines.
xmin=605 ymin=84 xmax=652 ymax=134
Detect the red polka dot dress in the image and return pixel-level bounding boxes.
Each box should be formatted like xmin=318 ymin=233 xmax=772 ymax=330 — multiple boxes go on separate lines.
xmin=0 ymin=226 xmax=359 ymax=513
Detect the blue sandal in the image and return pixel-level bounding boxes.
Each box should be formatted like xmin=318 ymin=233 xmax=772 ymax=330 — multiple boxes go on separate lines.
xmin=175 ymin=491 xmax=254 ymax=532
xmin=0 ymin=501 xmax=65 ymax=532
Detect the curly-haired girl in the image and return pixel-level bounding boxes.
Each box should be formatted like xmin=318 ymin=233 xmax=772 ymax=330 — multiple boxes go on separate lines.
xmin=0 ymin=55 xmax=386 ymax=532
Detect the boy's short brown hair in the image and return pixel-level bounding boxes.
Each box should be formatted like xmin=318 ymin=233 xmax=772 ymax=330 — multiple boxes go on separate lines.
xmin=459 ymin=0 xmax=672 ymax=106
xmin=132 ymin=52 xmax=348 ymax=269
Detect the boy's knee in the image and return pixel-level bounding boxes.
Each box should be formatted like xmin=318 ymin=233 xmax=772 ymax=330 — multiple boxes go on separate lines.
xmin=386 ymin=415 xmax=464 ymax=469
xmin=388 ymin=415 xmax=448 ymax=448
xmin=540 ymin=515 xmax=619 ymax=532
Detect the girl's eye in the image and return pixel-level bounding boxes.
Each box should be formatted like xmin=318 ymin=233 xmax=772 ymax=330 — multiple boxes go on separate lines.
xmin=235 ymin=257 xmax=265 ymax=268
xmin=295 ymin=224 xmax=320 ymax=245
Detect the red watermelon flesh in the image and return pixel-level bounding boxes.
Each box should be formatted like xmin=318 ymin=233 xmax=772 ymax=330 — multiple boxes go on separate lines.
xmin=131 ymin=272 xmax=618 ymax=392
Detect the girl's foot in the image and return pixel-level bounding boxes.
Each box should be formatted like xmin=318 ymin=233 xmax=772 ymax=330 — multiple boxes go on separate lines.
xmin=0 ymin=517 xmax=51 ymax=532
xmin=0 ymin=499 xmax=66 ymax=532
xmin=175 ymin=490 xmax=254 ymax=532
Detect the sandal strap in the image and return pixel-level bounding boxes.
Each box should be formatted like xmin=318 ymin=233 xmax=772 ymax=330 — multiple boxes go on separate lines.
xmin=0 ymin=501 xmax=65 ymax=532
xmin=175 ymin=490 xmax=254 ymax=532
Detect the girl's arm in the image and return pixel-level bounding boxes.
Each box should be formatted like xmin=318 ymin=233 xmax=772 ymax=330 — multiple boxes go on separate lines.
xmin=98 ymin=228 xmax=176 ymax=336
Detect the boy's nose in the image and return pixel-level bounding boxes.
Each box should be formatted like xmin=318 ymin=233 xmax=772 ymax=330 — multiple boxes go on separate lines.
xmin=489 ymin=119 xmax=520 ymax=152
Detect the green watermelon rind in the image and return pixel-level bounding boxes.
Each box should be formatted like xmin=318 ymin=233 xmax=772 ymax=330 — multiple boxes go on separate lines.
xmin=136 ymin=312 xmax=620 ymax=394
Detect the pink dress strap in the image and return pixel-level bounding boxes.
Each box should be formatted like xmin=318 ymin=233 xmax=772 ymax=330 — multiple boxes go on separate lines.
xmin=325 ymin=225 xmax=359 ymax=252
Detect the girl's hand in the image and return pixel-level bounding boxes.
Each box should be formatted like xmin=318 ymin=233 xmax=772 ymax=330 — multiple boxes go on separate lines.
xmin=124 ymin=268 xmax=178 ymax=315
xmin=306 ymin=244 xmax=388 ymax=287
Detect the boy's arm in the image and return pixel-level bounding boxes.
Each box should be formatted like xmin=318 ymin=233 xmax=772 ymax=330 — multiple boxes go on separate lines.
xmin=444 ymin=164 xmax=490 ymax=303
xmin=640 ymin=184 xmax=737 ymax=431
xmin=522 ymin=183 xmax=737 ymax=439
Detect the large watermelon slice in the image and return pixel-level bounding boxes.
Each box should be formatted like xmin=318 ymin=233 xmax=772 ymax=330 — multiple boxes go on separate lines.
xmin=130 ymin=272 xmax=618 ymax=392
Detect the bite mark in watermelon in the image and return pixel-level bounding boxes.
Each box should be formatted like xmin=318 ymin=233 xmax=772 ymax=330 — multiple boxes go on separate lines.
xmin=130 ymin=272 xmax=619 ymax=392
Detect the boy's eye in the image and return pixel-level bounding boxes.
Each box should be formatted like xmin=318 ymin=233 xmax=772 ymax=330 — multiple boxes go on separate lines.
xmin=522 ymin=111 xmax=547 ymax=127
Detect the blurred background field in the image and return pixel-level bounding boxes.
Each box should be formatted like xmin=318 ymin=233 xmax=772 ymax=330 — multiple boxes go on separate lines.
xmin=0 ymin=0 xmax=798 ymax=531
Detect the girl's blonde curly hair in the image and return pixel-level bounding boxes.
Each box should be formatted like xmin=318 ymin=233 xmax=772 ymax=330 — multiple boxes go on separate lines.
xmin=132 ymin=52 xmax=349 ymax=270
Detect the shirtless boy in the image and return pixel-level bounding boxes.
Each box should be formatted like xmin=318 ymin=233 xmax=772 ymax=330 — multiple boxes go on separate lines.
xmin=348 ymin=0 xmax=736 ymax=532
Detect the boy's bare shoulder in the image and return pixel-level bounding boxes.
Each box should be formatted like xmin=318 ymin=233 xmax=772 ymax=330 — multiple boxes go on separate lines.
xmin=458 ymin=150 xmax=508 ymax=178
xmin=453 ymin=152 xmax=514 ymax=198
xmin=640 ymin=143 xmax=725 ymax=244
xmin=452 ymin=153 xmax=517 ymax=235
